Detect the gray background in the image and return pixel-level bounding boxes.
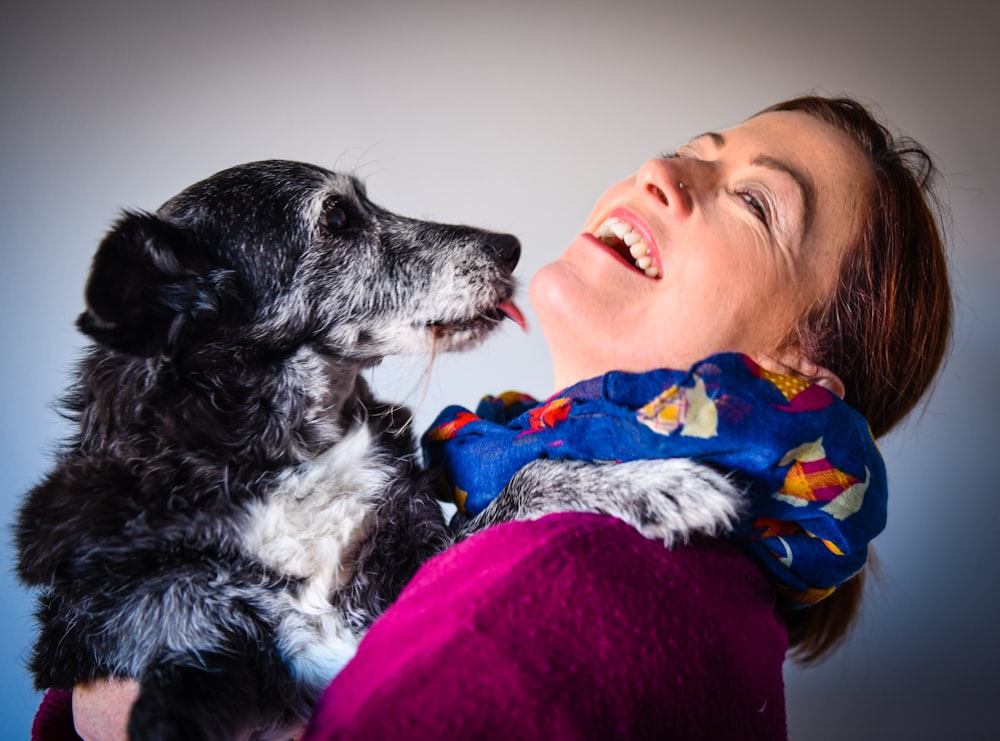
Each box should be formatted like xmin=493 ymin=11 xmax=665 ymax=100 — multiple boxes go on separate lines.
xmin=3 ymin=1 xmax=997 ymax=738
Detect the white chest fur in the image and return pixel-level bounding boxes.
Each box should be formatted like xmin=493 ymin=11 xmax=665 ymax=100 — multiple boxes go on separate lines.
xmin=241 ymin=422 xmax=395 ymax=688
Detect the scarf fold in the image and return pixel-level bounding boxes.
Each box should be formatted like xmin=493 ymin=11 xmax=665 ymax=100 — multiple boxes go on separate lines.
xmin=422 ymin=353 xmax=886 ymax=606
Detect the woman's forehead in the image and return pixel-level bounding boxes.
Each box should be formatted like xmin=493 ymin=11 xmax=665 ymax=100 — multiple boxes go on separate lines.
xmin=722 ymin=110 xmax=863 ymax=165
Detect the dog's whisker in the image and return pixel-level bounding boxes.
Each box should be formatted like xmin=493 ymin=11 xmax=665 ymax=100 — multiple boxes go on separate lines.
xmin=348 ymin=144 xmax=387 ymax=181
xmin=414 ymin=331 xmax=441 ymax=410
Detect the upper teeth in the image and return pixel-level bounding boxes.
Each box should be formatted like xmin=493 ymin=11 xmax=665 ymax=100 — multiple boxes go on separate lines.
xmin=595 ymin=217 xmax=660 ymax=278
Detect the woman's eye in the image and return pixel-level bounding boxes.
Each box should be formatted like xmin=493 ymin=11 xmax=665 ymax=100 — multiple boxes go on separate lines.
xmin=322 ymin=199 xmax=349 ymax=231
xmin=737 ymin=190 xmax=769 ymax=225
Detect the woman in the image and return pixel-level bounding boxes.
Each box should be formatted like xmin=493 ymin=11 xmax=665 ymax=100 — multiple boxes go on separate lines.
xmin=524 ymin=93 xmax=950 ymax=661
xmin=526 ymin=93 xmax=951 ymax=661
xmin=53 ymin=95 xmax=951 ymax=739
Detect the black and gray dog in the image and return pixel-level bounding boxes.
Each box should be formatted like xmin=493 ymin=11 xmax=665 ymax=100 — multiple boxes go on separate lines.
xmin=16 ymin=160 xmax=744 ymax=740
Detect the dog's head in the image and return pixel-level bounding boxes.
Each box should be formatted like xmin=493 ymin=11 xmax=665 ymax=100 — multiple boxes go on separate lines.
xmin=78 ymin=160 xmax=522 ymax=362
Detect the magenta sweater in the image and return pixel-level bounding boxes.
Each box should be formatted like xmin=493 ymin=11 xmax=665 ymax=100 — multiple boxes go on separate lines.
xmin=304 ymin=512 xmax=788 ymax=740
xmin=32 ymin=513 xmax=788 ymax=740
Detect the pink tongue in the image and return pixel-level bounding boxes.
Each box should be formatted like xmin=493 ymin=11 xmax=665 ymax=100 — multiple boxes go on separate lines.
xmin=498 ymin=300 xmax=528 ymax=332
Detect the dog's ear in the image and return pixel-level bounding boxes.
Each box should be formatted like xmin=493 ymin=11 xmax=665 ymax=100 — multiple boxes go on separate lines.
xmin=76 ymin=212 xmax=243 ymax=357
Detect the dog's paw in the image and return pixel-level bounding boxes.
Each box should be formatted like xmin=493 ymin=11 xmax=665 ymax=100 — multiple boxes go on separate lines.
xmin=590 ymin=458 xmax=746 ymax=546
xmin=481 ymin=458 xmax=746 ymax=547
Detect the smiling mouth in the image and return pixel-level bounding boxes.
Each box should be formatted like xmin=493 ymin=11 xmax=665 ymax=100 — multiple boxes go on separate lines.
xmin=593 ymin=217 xmax=661 ymax=278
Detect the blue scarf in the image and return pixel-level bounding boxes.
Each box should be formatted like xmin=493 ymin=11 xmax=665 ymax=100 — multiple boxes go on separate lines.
xmin=422 ymin=353 xmax=887 ymax=607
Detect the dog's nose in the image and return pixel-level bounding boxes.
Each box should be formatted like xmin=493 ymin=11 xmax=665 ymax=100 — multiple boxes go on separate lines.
xmin=490 ymin=233 xmax=521 ymax=271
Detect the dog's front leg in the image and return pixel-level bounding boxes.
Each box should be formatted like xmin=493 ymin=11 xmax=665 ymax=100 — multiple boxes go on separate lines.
xmin=458 ymin=458 xmax=746 ymax=547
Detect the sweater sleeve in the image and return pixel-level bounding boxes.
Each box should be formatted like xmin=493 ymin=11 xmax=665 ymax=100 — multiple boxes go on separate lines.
xmin=303 ymin=512 xmax=789 ymax=741
xmin=31 ymin=688 xmax=81 ymax=741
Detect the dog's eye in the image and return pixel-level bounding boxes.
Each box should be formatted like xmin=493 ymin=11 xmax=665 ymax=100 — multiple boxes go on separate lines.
xmin=322 ymin=200 xmax=349 ymax=231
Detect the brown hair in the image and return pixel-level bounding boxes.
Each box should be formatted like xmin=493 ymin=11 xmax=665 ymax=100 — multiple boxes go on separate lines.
xmin=759 ymin=95 xmax=952 ymax=662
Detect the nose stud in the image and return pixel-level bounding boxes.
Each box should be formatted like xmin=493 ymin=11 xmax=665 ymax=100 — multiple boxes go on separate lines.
xmin=678 ymin=182 xmax=685 ymax=190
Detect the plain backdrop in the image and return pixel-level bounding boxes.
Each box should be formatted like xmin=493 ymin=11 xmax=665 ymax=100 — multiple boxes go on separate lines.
xmin=2 ymin=1 xmax=997 ymax=738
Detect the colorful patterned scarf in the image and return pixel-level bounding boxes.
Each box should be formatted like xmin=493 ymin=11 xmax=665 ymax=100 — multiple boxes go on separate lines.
xmin=422 ymin=353 xmax=887 ymax=607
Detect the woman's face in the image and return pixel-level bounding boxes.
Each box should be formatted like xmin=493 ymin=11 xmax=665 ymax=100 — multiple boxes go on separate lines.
xmin=530 ymin=110 xmax=874 ymax=389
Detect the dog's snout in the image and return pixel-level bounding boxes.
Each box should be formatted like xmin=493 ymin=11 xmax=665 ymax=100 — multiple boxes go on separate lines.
xmin=490 ymin=234 xmax=521 ymax=271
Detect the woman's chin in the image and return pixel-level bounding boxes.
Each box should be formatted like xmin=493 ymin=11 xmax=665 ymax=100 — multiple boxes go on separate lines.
xmin=528 ymin=259 xmax=594 ymax=341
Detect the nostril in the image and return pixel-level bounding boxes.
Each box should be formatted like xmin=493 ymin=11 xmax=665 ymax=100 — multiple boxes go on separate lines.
xmin=647 ymin=183 xmax=669 ymax=205
xmin=493 ymin=233 xmax=521 ymax=270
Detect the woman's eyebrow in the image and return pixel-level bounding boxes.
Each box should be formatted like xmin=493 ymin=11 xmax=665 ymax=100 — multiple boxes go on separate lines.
xmin=694 ymin=129 xmax=814 ymax=239
xmin=692 ymin=131 xmax=726 ymax=148
xmin=751 ymin=154 xmax=815 ymax=236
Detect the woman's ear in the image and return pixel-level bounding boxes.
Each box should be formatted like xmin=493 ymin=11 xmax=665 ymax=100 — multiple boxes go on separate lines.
xmin=804 ymin=364 xmax=846 ymax=398
xmin=756 ymin=351 xmax=846 ymax=399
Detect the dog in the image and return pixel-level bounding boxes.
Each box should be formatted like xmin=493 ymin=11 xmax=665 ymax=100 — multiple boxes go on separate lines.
xmin=16 ymin=160 xmax=744 ymax=740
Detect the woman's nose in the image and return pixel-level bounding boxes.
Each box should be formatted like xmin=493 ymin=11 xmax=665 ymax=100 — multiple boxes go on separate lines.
xmin=636 ymin=158 xmax=693 ymax=217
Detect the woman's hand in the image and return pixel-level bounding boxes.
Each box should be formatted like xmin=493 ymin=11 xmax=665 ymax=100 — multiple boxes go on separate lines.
xmin=72 ymin=679 xmax=139 ymax=741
